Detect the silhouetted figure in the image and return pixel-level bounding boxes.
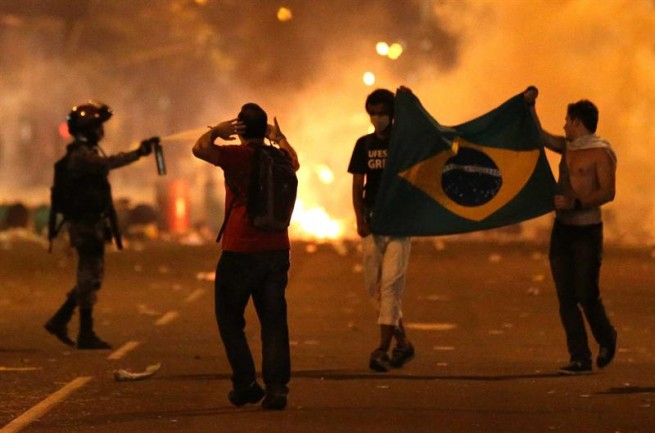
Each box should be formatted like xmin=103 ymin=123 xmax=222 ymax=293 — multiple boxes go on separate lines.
xmin=45 ymin=100 xmax=157 ymax=350
xmin=193 ymin=103 xmax=299 ymax=410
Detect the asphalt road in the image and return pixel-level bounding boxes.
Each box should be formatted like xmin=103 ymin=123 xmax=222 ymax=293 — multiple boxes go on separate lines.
xmin=1 ymin=233 xmax=653 ymax=433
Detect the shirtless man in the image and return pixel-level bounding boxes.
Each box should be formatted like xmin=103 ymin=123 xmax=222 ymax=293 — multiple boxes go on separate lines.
xmin=525 ymin=87 xmax=618 ymax=375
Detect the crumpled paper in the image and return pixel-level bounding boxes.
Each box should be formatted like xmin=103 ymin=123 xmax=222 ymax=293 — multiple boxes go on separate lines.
xmin=113 ymin=363 xmax=161 ymax=382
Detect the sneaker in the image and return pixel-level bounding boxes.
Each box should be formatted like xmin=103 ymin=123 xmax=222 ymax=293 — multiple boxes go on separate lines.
xmin=261 ymin=391 xmax=287 ymax=410
xmin=228 ymin=382 xmax=265 ymax=407
xmin=597 ymin=329 xmax=617 ymax=369
xmin=558 ymin=361 xmax=592 ymax=375
xmin=390 ymin=343 xmax=415 ymax=368
xmin=44 ymin=321 xmax=75 ymax=347
xmin=369 ymin=349 xmax=391 ymax=372
xmin=76 ymin=333 xmax=112 ymax=350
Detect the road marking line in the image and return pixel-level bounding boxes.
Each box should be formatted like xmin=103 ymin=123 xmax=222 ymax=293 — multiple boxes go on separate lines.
xmin=0 ymin=367 xmax=42 ymax=372
xmin=107 ymin=341 xmax=140 ymax=360
xmin=432 ymin=346 xmax=456 ymax=351
xmin=155 ymin=311 xmax=179 ymax=326
xmin=184 ymin=288 xmax=206 ymax=303
xmin=0 ymin=376 xmax=92 ymax=433
xmin=405 ymin=322 xmax=457 ymax=331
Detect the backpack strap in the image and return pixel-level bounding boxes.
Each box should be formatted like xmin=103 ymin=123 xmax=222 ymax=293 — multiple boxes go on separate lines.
xmin=215 ymin=200 xmax=233 ymax=243
xmin=216 ymin=175 xmax=238 ymax=243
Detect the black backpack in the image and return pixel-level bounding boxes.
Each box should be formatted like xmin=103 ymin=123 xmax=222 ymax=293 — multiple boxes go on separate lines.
xmin=217 ymin=144 xmax=297 ymax=241
xmin=248 ymin=144 xmax=298 ymax=230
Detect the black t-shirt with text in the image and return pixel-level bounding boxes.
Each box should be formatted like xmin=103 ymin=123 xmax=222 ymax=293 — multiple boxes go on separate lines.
xmin=347 ymin=133 xmax=389 ymax=210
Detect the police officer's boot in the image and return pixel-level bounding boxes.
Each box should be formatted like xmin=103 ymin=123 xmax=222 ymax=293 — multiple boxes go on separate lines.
xmin=44 ymin=294 xmax=76 ymax=347
xmin=77 ymin=308 xmax=112 ymax=350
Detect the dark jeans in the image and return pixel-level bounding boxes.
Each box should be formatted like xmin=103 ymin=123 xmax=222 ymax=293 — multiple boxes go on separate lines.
xmin=214 ymin=250 xmax=291 ymax=393
xmin=549 ymin=221 xmax=615 ymax=363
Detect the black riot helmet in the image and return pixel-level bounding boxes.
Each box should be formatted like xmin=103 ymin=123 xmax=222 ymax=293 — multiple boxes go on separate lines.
xmin=67 ymin=100 xmax=113 ymax=141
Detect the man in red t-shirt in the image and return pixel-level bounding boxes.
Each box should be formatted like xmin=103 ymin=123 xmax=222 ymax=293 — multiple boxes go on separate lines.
xmin=193 ymin=103 xmax=299 ymax=410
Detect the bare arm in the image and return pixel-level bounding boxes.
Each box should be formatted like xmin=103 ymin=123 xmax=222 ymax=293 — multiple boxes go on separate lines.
xmin=268 ymin=117 xmax=300 ymax=171
xmin=584 ymin=151 xmax=616 ymax=208
xmin=538 ymin=126 xmax=566 ymax=154
xmin=523 ymin=86 xmax=566 ymax=154
xmin=192 ymin=118 xmax=243 ymax=165
xmin=351 ymin=173 xmax=370 ymax=237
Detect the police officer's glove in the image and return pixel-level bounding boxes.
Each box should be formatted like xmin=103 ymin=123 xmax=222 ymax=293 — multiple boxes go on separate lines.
xmin=138 ymin=136 xmax=159 ymax=156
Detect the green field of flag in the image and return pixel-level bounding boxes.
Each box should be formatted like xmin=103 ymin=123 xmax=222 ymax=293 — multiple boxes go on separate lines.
xmin=370 ymin=88 xmax=557 ymax=236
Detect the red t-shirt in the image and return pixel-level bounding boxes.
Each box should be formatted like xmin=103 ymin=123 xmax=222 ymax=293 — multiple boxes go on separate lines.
xmin=216 ymin=144 xmax=290 ymax=252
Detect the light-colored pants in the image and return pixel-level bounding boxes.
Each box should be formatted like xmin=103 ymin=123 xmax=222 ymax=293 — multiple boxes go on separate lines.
xmin=362 ymin=235 xmax=411 ymax=326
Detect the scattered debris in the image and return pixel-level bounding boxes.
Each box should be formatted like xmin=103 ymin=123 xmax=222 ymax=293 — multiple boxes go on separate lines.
xmin=113 ymin=363 xmax=161 ymax=382
xmin=137 ymin=304 xmax=159 ymax=316
xmin=331 ymin=242 xmax=348 ymax=256
xmin=432 ymin=239 xmax=446 ymax=251
xmin=179 ymin=232 xmax=204 ymax=246
xmin=527 ymin=286 xmax=541 ymax=296
xmin=195 ymin=271 xmax=215 ymax=282
xmin=488 ymin=253 xmax=502 ymax=263
xmin=426 ymin=294 xmax=451 ymax=301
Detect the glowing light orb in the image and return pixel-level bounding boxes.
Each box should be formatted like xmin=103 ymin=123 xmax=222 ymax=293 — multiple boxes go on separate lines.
xmin=315 ymin=164 xmax=335 ymax=184
xmin=362 ymin=71 xmax=376 ymax=86
xmin=277 ymin=7 xmax=293 ymax=22
xmin=376 ymin=42 xmax=389 ymax=56
xmin=388 ymin=43 xmax=403 ymax=60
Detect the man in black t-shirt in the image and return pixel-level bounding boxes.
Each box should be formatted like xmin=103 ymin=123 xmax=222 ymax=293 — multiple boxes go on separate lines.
xmin=347 ymin=88 xmax=414 ymax=372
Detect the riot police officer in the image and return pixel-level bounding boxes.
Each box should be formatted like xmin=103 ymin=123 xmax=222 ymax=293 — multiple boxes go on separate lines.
xmin=45 ymin=100 xmax=158 ymax=349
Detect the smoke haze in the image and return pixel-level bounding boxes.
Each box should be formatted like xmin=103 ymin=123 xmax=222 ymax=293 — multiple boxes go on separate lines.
xmin=0 ymin=0 xmax=653 ymax=243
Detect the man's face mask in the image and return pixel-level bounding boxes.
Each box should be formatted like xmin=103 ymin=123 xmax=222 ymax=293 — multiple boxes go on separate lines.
xmin=370 ymin=114 xmax=390 ymax=133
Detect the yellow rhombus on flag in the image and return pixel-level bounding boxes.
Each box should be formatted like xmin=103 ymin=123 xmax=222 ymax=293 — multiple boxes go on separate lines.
xmin=371 ymin=88 xmax=557 ymax=236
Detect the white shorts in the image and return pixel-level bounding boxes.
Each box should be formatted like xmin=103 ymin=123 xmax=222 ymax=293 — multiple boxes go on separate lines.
xmin=362 ymin=234 xmax=411 ymax=326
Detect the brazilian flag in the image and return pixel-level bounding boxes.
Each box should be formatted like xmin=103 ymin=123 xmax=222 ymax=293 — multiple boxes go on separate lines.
xmin=370 ymin=88 xmax=557 ymax=236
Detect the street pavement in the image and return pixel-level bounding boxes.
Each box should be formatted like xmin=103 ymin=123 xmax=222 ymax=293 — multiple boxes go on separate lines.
xmin=0 ymin=233 xmax=653 ymax=433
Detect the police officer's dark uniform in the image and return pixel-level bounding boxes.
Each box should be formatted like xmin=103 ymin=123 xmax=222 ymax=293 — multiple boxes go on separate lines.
xmin=45 ymin=101 xmax=156 ymax=349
